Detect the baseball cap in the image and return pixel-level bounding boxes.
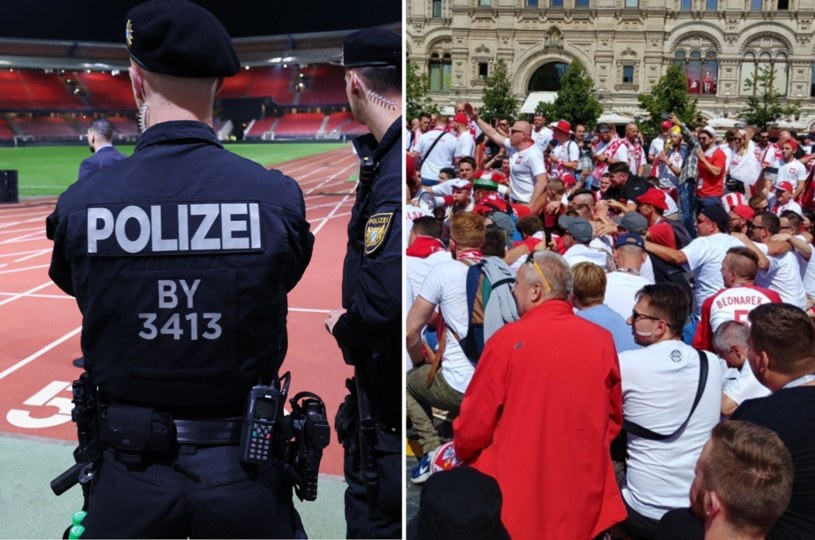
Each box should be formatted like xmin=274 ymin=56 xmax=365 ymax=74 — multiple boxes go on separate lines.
xmin=125 ymin=0 xmax=240 ymax=78
xmin=777 ymin=181 xmax=794 ymax=193
xmin=615 ymin=232 xmax=645 ymax=249
xmin=453 ymin=113 xmax=468 ymax=125
xmin=449 ymin=179 xmax=472 ymax=191
xmin=597 ymin=123 xmax=611 ymax=134
xmin=560 ymin=173 xmax=577 ymax=187
xmin=636 ymin=188 xmax=668 ymax=211
xmin=336 ymin=28 xmax=400 ymax=68
xmin=558 ymin=215 xmax=593 ymax=244
xmin=700 ymin=204 xmax=730 ymax=233
xmin=661 ymin=120 xmax=673 ymax=130
xmin=731 ymin=204 xmax=755 ymax=222
xmin=473 ymin=177 xmax=499 ymax=191
xmin=699 ymin=126 xmax=717 ymax=139
xmin=670 ymin=126 xmax=682 ymax=136
xmin=614 ymin=212 xmax=648 ymax=235
xmin=784 ymin=139 xmax=799 ymax=151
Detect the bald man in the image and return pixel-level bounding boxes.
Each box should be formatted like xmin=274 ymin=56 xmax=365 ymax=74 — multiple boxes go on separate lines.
xmin=476 ymin=114 xmax=548 ymax=207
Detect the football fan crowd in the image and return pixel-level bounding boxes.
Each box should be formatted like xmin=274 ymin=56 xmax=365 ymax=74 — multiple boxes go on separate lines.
xmin=404 ymin=102 xmax=815 ymax=540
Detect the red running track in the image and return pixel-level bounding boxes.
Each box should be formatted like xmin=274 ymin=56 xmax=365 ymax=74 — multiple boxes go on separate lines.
xmin=0 ymin=146 xmax=361 ymax=477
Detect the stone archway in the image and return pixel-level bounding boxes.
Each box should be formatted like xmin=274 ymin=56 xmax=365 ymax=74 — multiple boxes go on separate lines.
xmin=527 ymin=62 xmax=569 ymax=92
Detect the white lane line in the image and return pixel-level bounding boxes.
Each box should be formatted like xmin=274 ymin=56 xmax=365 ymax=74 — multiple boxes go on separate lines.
xmin=0 ymin=264 xmax=50 ymax=274
xmin=289 ymin=307 xmax=333 ymax=314
xmin=311 ymin=192 xmax=353 ymax=236
xmin=0 ymin=281 xmax=56 ymax=307
xmin=0 ymin=292 xmax=71 ymax=300
xmin=0 ymin=326 xmax=82 ymax=381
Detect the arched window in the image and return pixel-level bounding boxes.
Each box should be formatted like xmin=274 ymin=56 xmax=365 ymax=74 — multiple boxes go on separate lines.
xmin=428 ymin=53 xmax=452 ymax=92
xmin=740 ymin=37 xmax=790 ymax=97
xmin=673 ymin=40 xmax=719 ymax=95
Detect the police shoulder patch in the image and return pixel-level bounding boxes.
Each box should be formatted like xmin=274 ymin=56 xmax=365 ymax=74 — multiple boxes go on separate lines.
xmin=364 ymin=212 xmax=393 ymax=255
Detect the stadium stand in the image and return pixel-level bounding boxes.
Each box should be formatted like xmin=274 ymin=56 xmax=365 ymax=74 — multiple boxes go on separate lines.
xmin=14 ymin=116 xmax=80 ymax=139
xmin=0 ymin=118 xmax=15 ymax=140
xmin=244 ymin=117 xmax=277 ymax=139
xmin=107 ymin=116 xmax=139 ymax=136
xmin=297 ymin=65 xmax=347 ymax=106
xmin=273 ymin=113 xmax=325 ymax=139
xmin=323 ymin=111 xmax=355 ymax=135
xmin=75 ymin=72 xmax=136 ymax=111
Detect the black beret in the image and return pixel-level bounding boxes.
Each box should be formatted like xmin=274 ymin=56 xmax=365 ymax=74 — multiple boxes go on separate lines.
xmin=339 ymin=28 xmax=400 ymax=68
xmin=125 ymin=0 xmax=240 ymax=78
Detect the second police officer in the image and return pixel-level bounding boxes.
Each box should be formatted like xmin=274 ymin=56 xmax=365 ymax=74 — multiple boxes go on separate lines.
xmin=324 ymin=28 xmax=403 ymax=539
xmin=47 ymin=0 xmax=314 ymax=537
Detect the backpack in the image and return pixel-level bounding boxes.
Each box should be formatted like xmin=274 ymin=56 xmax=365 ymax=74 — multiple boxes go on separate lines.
xmin=666 ymin=219 xmax=693 ymax=249
xmin=457 ymin=259 xmax=518 ymax=363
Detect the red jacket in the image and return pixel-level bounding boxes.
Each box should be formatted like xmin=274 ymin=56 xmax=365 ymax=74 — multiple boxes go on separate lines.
xmin=454 ymin=299 xmax=627 ymax=539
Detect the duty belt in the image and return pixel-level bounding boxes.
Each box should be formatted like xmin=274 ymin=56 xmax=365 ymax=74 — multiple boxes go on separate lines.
xmin=174 ymin=418 xmax=242 ymax=445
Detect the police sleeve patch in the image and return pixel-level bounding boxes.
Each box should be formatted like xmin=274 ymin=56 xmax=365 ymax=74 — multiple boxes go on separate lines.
xmin=364 ymin=212 xmax=393 ymax=255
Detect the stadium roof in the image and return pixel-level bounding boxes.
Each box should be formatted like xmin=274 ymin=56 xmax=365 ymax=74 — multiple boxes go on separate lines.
xmin=0 ymin=1 xmax=400 ymax=42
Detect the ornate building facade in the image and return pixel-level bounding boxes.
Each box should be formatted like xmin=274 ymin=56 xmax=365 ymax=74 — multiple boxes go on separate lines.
xmin=407 ymin=0 xmax=815 ymax=129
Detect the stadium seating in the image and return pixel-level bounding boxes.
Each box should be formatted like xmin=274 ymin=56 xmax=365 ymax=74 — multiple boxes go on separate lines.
xmin=14 ymin=116 xmax=80 ymax=138
xmin=323 ymin=111 xmax=355 ymax=135
xmin=273 ymin=113 xmax=324 ymax=138
xmin=21 ymin=71 xmax=85 ymax=110
xmin=297 ymin=65 xmax=348 ymax=105
xmin=244 ymin=117 xmax=277 ymax=138
xmin=76 ymin=72 xmax=136 ymax=111
xmin=0 ymin=119 xmax=15 ymax=140
xmin=107 ymin=116 xmax=139 ymax=136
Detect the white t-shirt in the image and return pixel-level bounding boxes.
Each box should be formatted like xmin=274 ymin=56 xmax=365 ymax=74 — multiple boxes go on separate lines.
xmin=406 ymin=250 xmax=451 ymax=304
xmin=418 ymin=259 xmax=475 ymax=393
xmin=620 ymin=340 xmax=723 ymax=520
xmin=722 ymin=360 xmax=770 ymax=410
xmin=455 ymin=130 xmax=476 ymax=159
xmin=563 ymin=243 xmax=610 ymax=270
xmin=504 ymin=139 xmax=546 ymax=203
xmin=717 ymin=143 xmax=734 ymax=173
xmin=531 ymin=126 xmax=553 ymax=151
xmin=776 ymin=199 xmax=803 ymax=217
xmin=775 ymin=159 xmax=807 ymax=189
xmin=707 ymin=285 xmax=779 ymax=333
xmin=754 ymin=242 xmax=807 ymax=309
xmin=648 ymin=136 xmax=666 ymax=160
xmin=803 ymin=252 xmax=815 ymax=301
xmin=416 ymin=128 xmax=457 ymax=180
xmin=681 ymin=233 xmax=745 ymax=316
xmin=604 ymin=270 xmax=654 ymax=320
xmin=551 ymin=139 xmax=580 ymax=177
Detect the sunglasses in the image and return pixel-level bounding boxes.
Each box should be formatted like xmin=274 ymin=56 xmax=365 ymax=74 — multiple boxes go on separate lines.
xmin=631 ymin=309 xmax=662 ymax=323
xmin=525 ymin=252 xmax=553 ymax=293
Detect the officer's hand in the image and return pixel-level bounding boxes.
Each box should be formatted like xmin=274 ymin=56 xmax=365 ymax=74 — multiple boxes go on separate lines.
xmin=325 ymin=309 xmax=346 ymax=335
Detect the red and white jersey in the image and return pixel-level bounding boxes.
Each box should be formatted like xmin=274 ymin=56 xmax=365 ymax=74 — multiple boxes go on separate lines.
xmin=693 ymin=284 xmax=782 ymax=350
xmin=760 ymin=143 xmax=782 ymax=168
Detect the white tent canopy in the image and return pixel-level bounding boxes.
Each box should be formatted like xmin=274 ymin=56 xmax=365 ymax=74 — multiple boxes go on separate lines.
xmin=596 ymin=113 xmax=635 ymax=125
xmin=705 ymin=117 xmax=744 ymax=129
xmin=520 ymin=91 xmax=557 ymax=114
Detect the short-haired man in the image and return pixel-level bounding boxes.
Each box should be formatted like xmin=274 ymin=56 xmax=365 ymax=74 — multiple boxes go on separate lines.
xmin=603 ymin=161 xmax=653 ymax=212
xmin=624 ymin=123 xmax=647 ymax=177
xmin=658 ymin=420 xmax=794 ymax=539
xmin=412 ymin=115 xmax=457 ymax=186
xmin=406 ymin=212 xmax=487 ymax=479
xmin=617 ymin=284 xmax=722 ymax=537
xmin=457 ymin=156 xmax=476 ymax=180
xmin=645 ymin=204 xmax=744 ymax=333
xmin=454 ymin=251 xmax=627 ymax=539
xmin=774 ymin=180 xmax=802 ymax=216
xmin=746 ymin=211 xmax=807 ymax=309
xmin=693 ymin=246 xmax=782 ymax=350
xmin=730 ymin=303 xmax=815 ymax=537
xmin=531 ymin=112 xmax=553 ymax=150
xmin=476 ymin=114 xmax=548 ymax=207
xmin=605 ymin=233 xmax=653 ymax=320
xmin=78 ymin=118 xmax=127 ymax=181
xmin=695 ymin=126 xmax=727 ymax=209
xmin=592 ymin=123 xmax=628 ymax=182
xmin=713 ymin=321 xmax=770 ymax=417
xmin=775 ymin=139 xmax=807 ymax=202
xmin=453 ymin=112 xmax=476 ymax=164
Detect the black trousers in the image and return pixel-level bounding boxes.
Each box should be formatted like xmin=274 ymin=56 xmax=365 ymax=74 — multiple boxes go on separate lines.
xmin=341 ymin=423 xmax=401 ymax=538
xmin=83 ymin=446 xmax=305 ymax=539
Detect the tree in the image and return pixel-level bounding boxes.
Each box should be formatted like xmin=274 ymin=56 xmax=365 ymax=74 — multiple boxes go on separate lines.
xmin=740 ymin=66 xmax=801 ymax=132
xmin=406 ymin=61 xmax=435 ymax=120
xmin=480 ymin=59 xmax=518 ymax=122
xmin=638 ymin=64 xmax=700 ymax=140
xmin=546 ymin=60 xmax=602 ymax=129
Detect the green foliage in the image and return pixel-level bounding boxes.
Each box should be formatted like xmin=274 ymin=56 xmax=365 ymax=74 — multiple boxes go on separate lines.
xmin=534 ymin=101 xmax=558 ymax=121
xmin=637 ymin=64 xmax=699 ymax=141
xmin=548 ymin=60 xmax=602 ymax=129
xmin=480 ymin=59 xmax=518 ymax=122
xmin=740 ymin=66 xmax=801 ymax=132
xmin=406 ymin=61 xmax=436 ymax=120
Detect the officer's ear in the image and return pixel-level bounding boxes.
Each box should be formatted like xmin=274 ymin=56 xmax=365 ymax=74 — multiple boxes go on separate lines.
xmin=128 ymin=65 xmax=146 ymax=103
xmin=347 ymin=70 xmax=364 ymax=97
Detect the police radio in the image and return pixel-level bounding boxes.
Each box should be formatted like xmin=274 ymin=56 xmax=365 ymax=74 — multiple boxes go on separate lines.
xmin=239 ymin=373 xmax=289 ymax=464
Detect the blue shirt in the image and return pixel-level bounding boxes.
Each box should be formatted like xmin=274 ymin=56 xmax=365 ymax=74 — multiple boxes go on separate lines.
xmin=577 ymin=304 xmax=641 ymax=353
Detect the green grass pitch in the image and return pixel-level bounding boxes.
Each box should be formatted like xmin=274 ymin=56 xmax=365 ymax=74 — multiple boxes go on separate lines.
xmin=0 ymin=142 xmax=348 ymax=197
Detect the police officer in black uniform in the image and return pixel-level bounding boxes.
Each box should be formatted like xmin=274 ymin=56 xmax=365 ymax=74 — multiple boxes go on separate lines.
xmin=324 ymin=28 xmax=402 ymax=539
xmin=46 ymin=1 xmax=313 ymax=537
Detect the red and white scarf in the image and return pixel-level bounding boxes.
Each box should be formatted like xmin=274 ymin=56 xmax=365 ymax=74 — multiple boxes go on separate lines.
xmin=405 ymin=235 xmax=446 ymax=258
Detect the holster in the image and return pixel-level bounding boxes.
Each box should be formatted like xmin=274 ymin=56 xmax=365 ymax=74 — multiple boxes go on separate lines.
xmin=101 ymin=404 xmax=177 ymax=465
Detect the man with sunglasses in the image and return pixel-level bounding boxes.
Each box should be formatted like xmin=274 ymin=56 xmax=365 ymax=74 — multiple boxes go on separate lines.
xmin=454 ymin=251 xmax=627 ymax=539
xmin=614 ymin=283 xmax=722 ymax=538
xmin=475 ymin=114 xmax=548 ymax=208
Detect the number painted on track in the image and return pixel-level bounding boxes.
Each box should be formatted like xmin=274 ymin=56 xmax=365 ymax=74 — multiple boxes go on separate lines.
xmin=6 ymin=380 xmax=73 ymax=429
